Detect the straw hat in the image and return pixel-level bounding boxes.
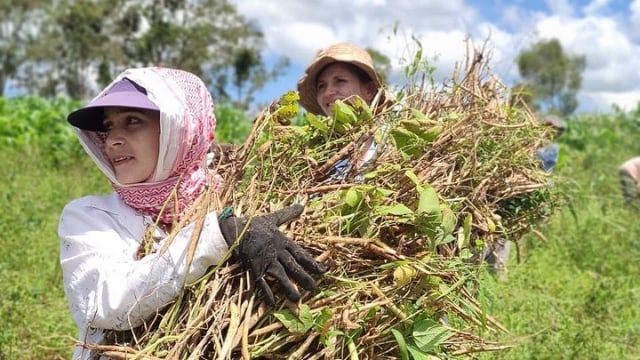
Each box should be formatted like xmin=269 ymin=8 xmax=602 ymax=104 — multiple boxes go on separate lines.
xmin=297 ymin=43 xmax=382 ymax=115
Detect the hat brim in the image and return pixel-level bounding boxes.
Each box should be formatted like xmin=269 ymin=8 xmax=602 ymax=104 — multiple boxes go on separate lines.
xmin=67 ymin=79 xmax=159 ymax=131
xmin=297 ymin=57 xmax=381 ymax=116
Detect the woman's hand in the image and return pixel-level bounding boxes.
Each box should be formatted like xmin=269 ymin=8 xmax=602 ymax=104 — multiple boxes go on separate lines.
xmin=219 ymin=204 xmax=327 ymax=305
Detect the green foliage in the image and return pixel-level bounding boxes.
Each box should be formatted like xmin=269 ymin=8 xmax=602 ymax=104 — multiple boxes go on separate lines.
xmin=0 ymin=96 xmax=110 ymax=358
xmin=214 ymin=102 xmax=252 ymax=144
xmin=478 ymin=108 xmax=640 ymax=359
xmin=0 ymin=96 xmax=85 ymax=166
xmin=515 ymin=38 xmax=586 ymax=116
xmin=0 ymin=146 xmax=108 ymax=360
xmin=13 ymin=0 xmax=287 ymax=108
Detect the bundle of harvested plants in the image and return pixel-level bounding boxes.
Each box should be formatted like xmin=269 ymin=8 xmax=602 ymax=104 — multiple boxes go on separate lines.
xmin=94 ymin=43 xmax=555 ymax=360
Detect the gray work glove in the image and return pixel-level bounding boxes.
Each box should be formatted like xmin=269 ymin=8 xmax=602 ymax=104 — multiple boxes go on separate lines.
xmin=219 ymin=204 xmax=327 ymax=306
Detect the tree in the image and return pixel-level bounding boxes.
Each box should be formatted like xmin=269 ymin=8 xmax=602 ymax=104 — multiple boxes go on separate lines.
xmin=18 ymin=0 xmax=138 ymax=98
xmin=225 ymin=45 xmax=289 ymax=110
xmin=366 ymin=48 xmax=391 ymax=85
xmin=121 ymin=0 xmax=289 ymax=108
xmin=0 ymin=0 xmax=41 ymax=96
xmin=514 ymin=38 xmax=586 ymax=116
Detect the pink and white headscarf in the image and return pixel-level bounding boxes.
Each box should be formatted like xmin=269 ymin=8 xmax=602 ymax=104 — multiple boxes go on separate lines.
xmin=74 ymin=67 xmax=218 ymax=223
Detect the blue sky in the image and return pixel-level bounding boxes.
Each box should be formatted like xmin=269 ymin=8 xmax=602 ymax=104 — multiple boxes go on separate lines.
xmin=231 ymin=0 xmax=640 ymax=114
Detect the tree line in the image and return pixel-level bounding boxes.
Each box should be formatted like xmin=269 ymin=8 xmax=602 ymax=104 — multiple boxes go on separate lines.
xmin=1 ymin=1 xmax=586 ymax=115
xmin=1 ymin=0 xmax=288 ymax=110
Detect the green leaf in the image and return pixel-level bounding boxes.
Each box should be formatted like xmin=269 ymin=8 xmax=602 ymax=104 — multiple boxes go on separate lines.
xmin=313 ymin=308 xmax=334 ymax=331
xmin=320 ymin=329 xmax=344 ymax=346
xmin=447 ymin=112 xmax=461 ymax=121
xmin=375 ymin=187 xmax=395 ymax=197
xmin=440 ymin=204 xmax=457 ymax=235
xmin=273 ymin=304 xmax=314 ymax=334
xmin=412 ymin=318 xmax=451 ymax=353
xmin=407 ymin=345 xmax=431 ymax=360
xmin=436 ymin=233 xmax=456 ymax=245
xmin=417 ymin=185 xmax=441 ymax=219
xmin=391 ymin=329 xmax=410 ymax=360
xmin=306 ymin=112 xmax=329 ymax=134
xmin=459 ymin=248 xmax=473 ymax=260
xmin=462 ymin=213 xmax=472 ymax=246
xmin=375 ymin=204 xmax=414 ymax=217
xmin=410 ymin=108 xmax=429 ymax=121
xmin=420 ymin=125 xmax=443 ymax=142
xmin=404 ymin=170 xmax=421 ymax=188
xmin=333 ymin=100 xmax=357 ymax=124
xmin=391 ymin=127 xmax=422 ymax=156
xmin=344 ymin=188 xmax=362 ymax=207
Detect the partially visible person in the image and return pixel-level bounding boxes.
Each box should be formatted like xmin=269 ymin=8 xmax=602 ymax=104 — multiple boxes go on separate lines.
xmin=484 ymin=114 xmax=566 ymax=277
xmin=482 ymin=238 xmax=510 ymax=278
xmin=618 ymin=156 xmax=640 ymax=206
xmin=297 ymin=42 xmax=393 ymax=181
xmin=536 ymin=114 xmax=566 ymax=173
xmin=60 ymin=67 xmax=326 ymax=359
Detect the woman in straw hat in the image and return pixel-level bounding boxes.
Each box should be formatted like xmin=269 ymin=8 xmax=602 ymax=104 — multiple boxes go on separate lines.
xmin=297 ymin=42 xmax=389 ymax=117
xmin=297 ymin=43 xmax=392 ymax=180
xmin=60 ymin=67 xmax=326 ymax=359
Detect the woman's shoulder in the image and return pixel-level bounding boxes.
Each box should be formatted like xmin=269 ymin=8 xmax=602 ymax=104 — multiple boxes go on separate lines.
xmin=63 ymin=193 xmax=129 ymax=215
xmin=59 ymin=193 xmax=141 ymax=236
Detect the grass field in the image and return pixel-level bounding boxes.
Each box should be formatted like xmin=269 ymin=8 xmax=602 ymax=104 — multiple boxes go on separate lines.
xmin=478 ymin=111 xmax=640 ymax=359
xmin=0 ymin=147 xmax=108 ymax=359
xmin=1 ymin=109 xmax=639 ymax=359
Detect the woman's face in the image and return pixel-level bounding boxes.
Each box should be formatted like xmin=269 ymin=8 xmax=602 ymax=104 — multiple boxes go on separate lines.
xmin=315 ymin=62 xmax=376 ymax=116
xmin=103 ymin=107 xmax=161 ymax=184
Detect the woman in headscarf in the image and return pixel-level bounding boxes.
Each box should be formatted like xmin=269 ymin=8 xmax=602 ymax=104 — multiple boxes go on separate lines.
xmin=60 ymin=67 xmax=325 ymax=359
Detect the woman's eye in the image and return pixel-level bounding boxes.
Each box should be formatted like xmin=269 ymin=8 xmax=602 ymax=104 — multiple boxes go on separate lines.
xmin=126 ymin=116 xmax=142 ymax=125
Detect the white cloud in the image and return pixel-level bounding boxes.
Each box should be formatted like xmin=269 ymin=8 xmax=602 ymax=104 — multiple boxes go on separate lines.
xmin=231 ymin=0 xmax=640 ymax=113
xmin=583 ymin=90 xmax=640 ymax=112
xmin=545 ymin=0 xmax=574 ymax=17
xmin=583 ymin=0 xmax=611 ymax=15
xmin=231 ymin=0 xmax=478 ymax=63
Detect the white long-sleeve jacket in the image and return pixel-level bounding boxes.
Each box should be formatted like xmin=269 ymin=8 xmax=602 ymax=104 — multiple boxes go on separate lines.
xmin=59 ymin=192 xmax=228 ymax=360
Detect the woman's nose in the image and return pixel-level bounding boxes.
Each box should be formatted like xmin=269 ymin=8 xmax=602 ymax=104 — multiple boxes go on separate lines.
xmin=325 ymin=84 xmax=338 ymax=95
xmin=105 ymin=129 xmax=125 ymax=147
xmin=320 ymin=86 xmax=336 ymax=101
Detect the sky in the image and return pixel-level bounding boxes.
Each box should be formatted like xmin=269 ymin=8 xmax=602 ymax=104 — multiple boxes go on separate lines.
xmin=229 ymin=0 xmax=640 ymax=114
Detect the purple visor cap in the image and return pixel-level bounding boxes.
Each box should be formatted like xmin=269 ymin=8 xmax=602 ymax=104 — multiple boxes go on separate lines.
xmin=67 ymin=78 xmax=160 ymax=131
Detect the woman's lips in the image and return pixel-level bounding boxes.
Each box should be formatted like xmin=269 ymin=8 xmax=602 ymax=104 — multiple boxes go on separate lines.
xmin=112 ymin=156 xmax=133 ymax=166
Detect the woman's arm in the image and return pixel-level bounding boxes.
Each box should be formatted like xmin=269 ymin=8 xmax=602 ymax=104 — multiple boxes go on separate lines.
xmin=58 ymin=197 xmax=228 ymax=331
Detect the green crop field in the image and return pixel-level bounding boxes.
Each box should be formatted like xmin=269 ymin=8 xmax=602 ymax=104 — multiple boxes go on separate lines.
xmin=477 ymin=109 xmax=640 ymax=360
xmin=1 ymin=97 xmax=639 ymax=359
